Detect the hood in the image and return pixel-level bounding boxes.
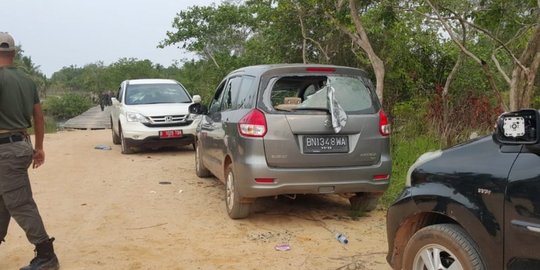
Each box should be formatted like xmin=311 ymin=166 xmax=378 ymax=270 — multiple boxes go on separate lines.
xmin=125 ymin=103 xmax=192 ymax=116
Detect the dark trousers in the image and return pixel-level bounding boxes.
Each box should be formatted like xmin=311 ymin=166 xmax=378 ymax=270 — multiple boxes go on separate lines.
xmin=0 ymin=139 xmax=49 ymax=245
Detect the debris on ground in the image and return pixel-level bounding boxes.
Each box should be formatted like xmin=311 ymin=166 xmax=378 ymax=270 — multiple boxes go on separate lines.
xmin=94 ymin=144 xmax=112 ymax=150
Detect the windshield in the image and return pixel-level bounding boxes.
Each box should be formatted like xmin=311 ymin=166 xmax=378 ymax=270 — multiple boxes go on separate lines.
xmin=125 ymin=83 xmax=191 ymax=105
xmin=270 ymin=76 xmax=375 ymax=114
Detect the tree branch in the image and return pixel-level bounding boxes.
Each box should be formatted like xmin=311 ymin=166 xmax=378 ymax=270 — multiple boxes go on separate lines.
xmin=426 ymin=0 xmax=508 ymax=111
xmin=459 ymin=18 xmax=528 ymax=72
xmin=491 ymin=52 xmax=512 ymax=84
xmin=296 ymin=4 xmax=330 ymax=63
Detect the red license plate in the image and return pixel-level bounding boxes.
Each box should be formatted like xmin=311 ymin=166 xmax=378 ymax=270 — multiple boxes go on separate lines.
xmin=159 ymin=130 xmax=183 ymax=139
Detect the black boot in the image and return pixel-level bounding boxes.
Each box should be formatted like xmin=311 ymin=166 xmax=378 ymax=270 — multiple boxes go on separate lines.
xmin=20 ymin=237 xmax=59 ymax=270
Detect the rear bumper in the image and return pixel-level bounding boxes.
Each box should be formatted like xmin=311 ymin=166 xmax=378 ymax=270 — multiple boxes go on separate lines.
xmin=233 ymin=154 xmax=391 ymax=198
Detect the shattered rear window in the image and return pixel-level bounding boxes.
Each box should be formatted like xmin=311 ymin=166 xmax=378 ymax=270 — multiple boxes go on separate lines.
xmin=269 ymin=76 xmax=375 ymax=114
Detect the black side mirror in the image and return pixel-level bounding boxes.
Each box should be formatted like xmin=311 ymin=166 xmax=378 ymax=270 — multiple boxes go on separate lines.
xmin=494 ymin=109 xmax=540 ymax=145
xmin=189 ymin=103 xmax=208 ymax=115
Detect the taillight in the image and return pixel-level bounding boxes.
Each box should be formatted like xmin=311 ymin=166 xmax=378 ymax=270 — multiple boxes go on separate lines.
xmin=373 ymin=174 xmax=390 ymax=181
xmin=238 ymin=109 xmax=267 ymax=137
xmin=379 ymin=110 xmax=390 ymax=136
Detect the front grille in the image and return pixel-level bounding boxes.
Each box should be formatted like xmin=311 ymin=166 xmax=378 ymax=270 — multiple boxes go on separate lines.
xmin=144 ymin=115 xmax=191 ymax=127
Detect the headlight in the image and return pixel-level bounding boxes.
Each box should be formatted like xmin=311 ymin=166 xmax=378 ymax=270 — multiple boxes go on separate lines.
xmin=406 ymin=150 xmax=442 ymax=187
xmin=126 ymin=112 xmax=149 ymax=123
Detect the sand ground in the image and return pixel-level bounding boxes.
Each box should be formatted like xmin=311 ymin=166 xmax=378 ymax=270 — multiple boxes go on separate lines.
xmin=1 ymin=130 xmax=390 ymax=270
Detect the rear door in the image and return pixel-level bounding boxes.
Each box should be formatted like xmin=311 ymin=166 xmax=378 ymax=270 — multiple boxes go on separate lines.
xmin=260 ymin=68 xmax=387 ymax=168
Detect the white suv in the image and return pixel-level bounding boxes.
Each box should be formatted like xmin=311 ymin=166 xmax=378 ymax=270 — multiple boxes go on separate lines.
xmin=110 ymin=79 xmax=202 ymax=154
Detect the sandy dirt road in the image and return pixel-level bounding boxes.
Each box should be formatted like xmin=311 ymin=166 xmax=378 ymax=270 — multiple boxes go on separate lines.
xmin=2 ymin=130 xmax=390 ymax=270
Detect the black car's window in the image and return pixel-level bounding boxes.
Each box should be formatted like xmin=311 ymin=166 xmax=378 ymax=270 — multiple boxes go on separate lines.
xmin=125 ymin=83 xmax=190 ymax=105
xmin=270 ymin=75 xmax=375 ymax=114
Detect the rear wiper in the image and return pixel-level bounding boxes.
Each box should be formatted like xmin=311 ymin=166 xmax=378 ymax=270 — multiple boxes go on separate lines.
xmin=292 ymin=107 xmax=330 ymax=113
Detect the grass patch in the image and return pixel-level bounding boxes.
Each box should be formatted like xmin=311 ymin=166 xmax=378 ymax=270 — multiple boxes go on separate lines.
xmin=381 ymin=134 xmax=440 ymax=207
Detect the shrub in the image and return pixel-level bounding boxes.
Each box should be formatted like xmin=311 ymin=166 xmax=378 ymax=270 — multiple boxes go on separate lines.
xmin=42 ymin=93 xmax=93 ymax=119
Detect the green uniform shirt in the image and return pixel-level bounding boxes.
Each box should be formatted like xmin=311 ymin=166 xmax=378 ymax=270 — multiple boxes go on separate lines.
xmin=0 ymin=66 xmax=40 ymax=130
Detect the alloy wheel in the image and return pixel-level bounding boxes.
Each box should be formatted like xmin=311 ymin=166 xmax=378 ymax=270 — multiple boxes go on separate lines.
xmin=413 ymin=244 xmax=464 ymax=270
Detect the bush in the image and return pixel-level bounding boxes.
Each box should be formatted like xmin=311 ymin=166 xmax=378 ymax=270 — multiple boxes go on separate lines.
xmin=42 ymin=93 xmax=93 ymax=119
xmin=381 ymin=134 xmax=440 ymax=207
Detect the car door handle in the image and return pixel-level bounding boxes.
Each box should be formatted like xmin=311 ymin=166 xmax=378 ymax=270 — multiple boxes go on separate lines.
xmin=511 ymin=220 xmax=540 ymax=234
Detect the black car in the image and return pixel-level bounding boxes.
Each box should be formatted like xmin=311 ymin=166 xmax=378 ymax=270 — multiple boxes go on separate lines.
xmin=386 ymin=109 xmax=540 ymax=270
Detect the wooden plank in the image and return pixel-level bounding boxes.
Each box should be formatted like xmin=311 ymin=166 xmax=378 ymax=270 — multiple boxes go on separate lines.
xmin=63 ymin=106 xmax=112 ymax=130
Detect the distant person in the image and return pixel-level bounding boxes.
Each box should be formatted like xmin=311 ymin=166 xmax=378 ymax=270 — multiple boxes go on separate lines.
xmin=0 ymin=32 xmax=60 ymax=270
xmin=106 ymin=91 xmax=113 ymax=106
xmin=99 ymin=92 xmax=106 ymax=111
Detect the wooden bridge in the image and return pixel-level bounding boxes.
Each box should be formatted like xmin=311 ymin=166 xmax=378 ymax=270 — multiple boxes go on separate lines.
xmin=63 ymin=106 xmax=112 ymax=130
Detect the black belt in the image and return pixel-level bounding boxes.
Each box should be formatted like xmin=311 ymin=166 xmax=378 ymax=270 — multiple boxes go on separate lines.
xmin=0 ymin=134 xmax=24 ymax=144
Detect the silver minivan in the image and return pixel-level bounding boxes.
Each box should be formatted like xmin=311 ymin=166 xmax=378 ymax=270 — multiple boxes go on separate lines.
xmin=195 ymin=64 xmax=391 ymax=218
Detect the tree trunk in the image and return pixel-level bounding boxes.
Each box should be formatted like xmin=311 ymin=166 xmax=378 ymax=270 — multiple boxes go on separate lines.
xmin=347 ymin=0 xmax=385 ymax=103
xmin=509 ymin=22 xmax=540 ymax=110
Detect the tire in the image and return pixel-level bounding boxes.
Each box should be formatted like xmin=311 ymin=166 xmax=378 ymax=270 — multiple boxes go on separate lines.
xmin=120 ymin=129 xmax=134 ymax=154
xmin=195 ymin=141 xmax=211 ymax=178
xmin=225 ymin=164 xmax=251 ymax=219
xmin=403 ymin=224 xmax=485 ymax=270
xmin=349 ymin=192 xmax=381 ymax=212
xmin=111 ymin=119 xmax=120 ymax=145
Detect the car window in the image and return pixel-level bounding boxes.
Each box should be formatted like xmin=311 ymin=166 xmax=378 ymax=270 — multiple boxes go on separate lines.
xmin=125 ymin=83 xmax=190 ymax=105
xmin=221 ymin=76 xmax=242 ymax=111
xmin=270 ymin=75 xmax=375 ymax=114
xmin=236 ymin=76 xmax=256 ymax=109
xmin=209 ymin=81 xmax=226 ymax=114
xmin=118 ymin=86 xmax=124 ymax=103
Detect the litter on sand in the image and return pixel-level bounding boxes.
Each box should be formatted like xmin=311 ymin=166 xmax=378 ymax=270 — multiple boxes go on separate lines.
xmin=94 ymin=145 xmax=112 ymax=150
xmin=274 ymin=244 xmax=291 ymax=251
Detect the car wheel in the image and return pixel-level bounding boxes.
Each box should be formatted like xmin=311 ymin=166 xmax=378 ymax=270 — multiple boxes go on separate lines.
xmin=120 ymin=129 xmax=134 ymax=154
xmin=349 ymin=192 xmax=381 ymax=212
xmin=225 ymin=164 xmax=251 ymax=219
xmin=195 ymin=141 xmax=211 ymax=178
xmin=403 ymin=224 xmax=485 ymax=270
xmin=111 ymin=119 xmax=120 ymax=145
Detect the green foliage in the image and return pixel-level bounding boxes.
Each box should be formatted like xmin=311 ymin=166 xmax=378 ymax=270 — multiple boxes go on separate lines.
xmin=382 ymin=134 xmax=440 ymax=207
xmin=42 ymin=93 xmax=94 ymax=119
xmin=28 ymin=116 xmax=58 ymax=134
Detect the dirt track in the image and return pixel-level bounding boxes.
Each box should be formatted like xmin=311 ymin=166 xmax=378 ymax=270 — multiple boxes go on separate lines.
xmin=2 ymin=130 xmax=390 ymax=270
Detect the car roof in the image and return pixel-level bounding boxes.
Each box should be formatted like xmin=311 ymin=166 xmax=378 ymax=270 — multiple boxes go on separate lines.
xmin=227 ymin=64 xmax=367 ymax=77
xmin=126 ymin=79 xmax=178 ymax=85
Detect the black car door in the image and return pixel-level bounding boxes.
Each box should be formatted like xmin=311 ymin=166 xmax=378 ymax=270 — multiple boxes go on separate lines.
xmin=505 ymin=147 xmax=540 ymax=269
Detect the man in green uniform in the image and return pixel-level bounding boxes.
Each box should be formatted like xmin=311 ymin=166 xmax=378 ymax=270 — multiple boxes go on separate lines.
xmin=0 ymin=32 xmax=59 ymax=270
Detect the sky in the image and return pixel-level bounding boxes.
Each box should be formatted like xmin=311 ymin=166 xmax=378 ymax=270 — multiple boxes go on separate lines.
xmin=1 ymin=0 xmax=220 ymax=77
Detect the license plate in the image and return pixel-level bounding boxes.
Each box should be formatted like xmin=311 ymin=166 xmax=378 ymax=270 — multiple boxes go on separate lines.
xmin=303 ymin=135 xmax=349 ymax=153
xmin=159 ymin=130 xmax=183 ymax=139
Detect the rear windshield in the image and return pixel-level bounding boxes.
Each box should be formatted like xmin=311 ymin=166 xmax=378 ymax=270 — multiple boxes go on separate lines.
xmin=125 ymin=83 xmax=191 ymax=105
xmin=268 ymin=75 xmax=377 ymax=114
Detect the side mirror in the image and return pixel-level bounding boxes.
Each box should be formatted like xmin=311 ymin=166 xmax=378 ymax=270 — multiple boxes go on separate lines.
xmin=494 ymin=109 xmax=540 ymax=145
xmin=111 ymin=97 xmax=119 ymax=105
xmin=192 ymin=95 xmax=202 ymax=104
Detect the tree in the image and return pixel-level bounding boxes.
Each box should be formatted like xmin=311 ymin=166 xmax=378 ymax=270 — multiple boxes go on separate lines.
xmin=422 ymin=0 xmax=540 ymax=111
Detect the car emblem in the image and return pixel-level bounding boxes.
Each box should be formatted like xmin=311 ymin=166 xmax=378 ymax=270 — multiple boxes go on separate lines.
xmin=324 ymin=119 xmax=332 ymax=128
xmin=165 ymin=116 xmax=173 ymax=123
